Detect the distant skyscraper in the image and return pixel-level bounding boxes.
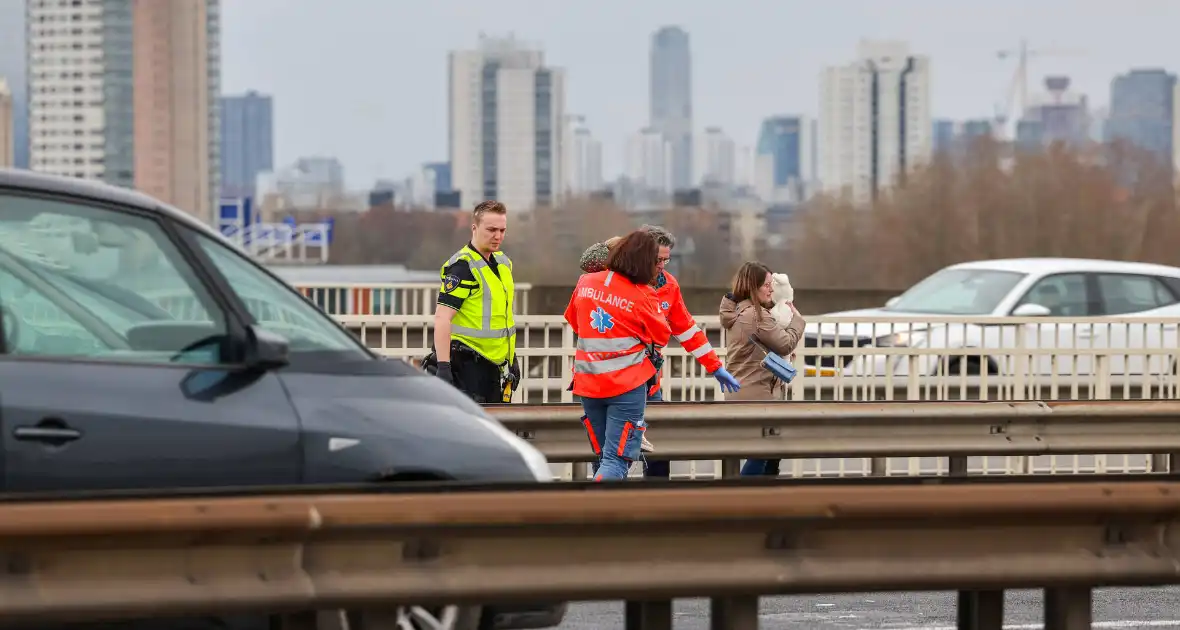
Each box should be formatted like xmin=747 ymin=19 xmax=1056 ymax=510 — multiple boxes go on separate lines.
xmin=649 ymin=26 xmax=693 ymax=191
xmin=933 ymin=118 xmax=994 ymax=156
xmin=1016 ymin=76 xmax=1089 ymax=151
xmin=755 ymin=115 xmax=813 ymax=204
xmin=1106 ymin=69 xmax=1178 ymax=163
xmin=562 ymin=115 xmax=603 ymax=196
xmin=448 ymin=34 xmax=566 ymax=211
xmin=221 ymin=91 xmax=274 ymax=199
xmin=132 ymin=0 xmax=221 ymax=221
xmin=626 ymin=127 xmax=673 ymax=195
xmin=27 ymin=0 xmax=220 ymax=220
xmin=700 ymin=127 xmax=735 ymax=187
xmin=0 ymin=1 xmax=26 ymax=168
xmin=423 ymin=162 xmax=452 ymax=193
xmin=0 ymin=78 xmax=12 ymax=168
xmin=932 ymin=119 xmax=957 ymax=154
xmin=819 ymin=40 xmax=931 ymax=204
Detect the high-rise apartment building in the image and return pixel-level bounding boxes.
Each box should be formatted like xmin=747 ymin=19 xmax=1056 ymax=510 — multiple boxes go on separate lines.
xmin=220 ymin=90 xmax=274 ymax=199
xmin=700 ymin=126 xmax=735 ymax=187
xmin=649 ymin=26 xmax=693 ymax=191
xmin=819 ymin=40 xmax=931 ymax=204
xmin=755 ymin=115 xmax=814 ymax=204
xmin=26 ymin=0 xmax=220 ymax=220
xmin=0 ymin=78 xmax=13 ymax=168
xmin=448 ymin=35 xmax=566 ymax=212
xmin=626 ymin=126 xmax=673 ymax=195
xmin=562 ymin=115 xmax=603 ymax=196
xmin=1106 ymin=69 xmax=1179 ymax=164
xmin=0 ymin=1 xmax=27 ymax=168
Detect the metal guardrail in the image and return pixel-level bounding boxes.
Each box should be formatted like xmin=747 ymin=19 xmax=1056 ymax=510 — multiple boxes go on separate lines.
xmin=493 ymin=399 xmax=1180 ymax=480
xmin=1 ymin=477 xmax=1178 ymax=629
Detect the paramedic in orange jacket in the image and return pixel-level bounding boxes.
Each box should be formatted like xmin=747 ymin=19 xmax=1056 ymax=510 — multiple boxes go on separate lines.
xmin=578 ymin=225 xmax=739 ymax=479
xmin=564 ymin=231 xmax=672 ymax=481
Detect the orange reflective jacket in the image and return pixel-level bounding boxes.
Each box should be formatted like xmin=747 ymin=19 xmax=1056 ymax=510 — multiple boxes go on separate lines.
xmin=564 ymin=270 xmax=672 ymax=399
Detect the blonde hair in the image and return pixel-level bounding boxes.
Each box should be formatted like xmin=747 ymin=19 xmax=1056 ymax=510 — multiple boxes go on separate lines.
xmin=731 ymin=261 xmax=772 ymax=321
xmin=472 ymin=200 xmax=507 ymax=225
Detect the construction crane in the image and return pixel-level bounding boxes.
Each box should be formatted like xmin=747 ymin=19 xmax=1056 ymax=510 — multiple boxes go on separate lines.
xmin=993 ymin=39 xmax=1087 ymax=141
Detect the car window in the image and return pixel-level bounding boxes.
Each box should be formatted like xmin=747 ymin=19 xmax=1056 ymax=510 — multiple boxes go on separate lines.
xmin=1097 ymin=274 xmax=1178 ymax=315
xmin=884 ymin=268 xmax=1027 ymax=315
xmin=0 ymin=193 xmax=229 ymax=364
xmin=191 ymin=234 xmax=370 ymax=358
xmin=1016 ymin=273 xmax=1090 ymax=316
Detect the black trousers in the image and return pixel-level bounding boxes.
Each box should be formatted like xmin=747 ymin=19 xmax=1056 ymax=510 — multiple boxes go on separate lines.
xmin=452 ymin=351 xmax=505 ymax=404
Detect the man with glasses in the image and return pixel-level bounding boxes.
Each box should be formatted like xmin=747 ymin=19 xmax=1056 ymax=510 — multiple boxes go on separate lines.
xmin=578 ymin=224 xmax=740 ymax=479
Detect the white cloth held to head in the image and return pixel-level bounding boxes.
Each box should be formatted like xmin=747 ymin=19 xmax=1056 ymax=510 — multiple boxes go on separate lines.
xmin=769 ymin=273 xmax=794 ymax=327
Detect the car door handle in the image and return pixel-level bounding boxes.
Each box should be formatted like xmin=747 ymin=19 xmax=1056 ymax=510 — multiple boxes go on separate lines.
xmin=14 ymin=422 xmax=82 ymax=444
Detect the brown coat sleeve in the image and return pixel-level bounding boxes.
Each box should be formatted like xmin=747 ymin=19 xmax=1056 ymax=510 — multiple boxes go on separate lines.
xmin=754 ymin=312 xmax=805 ymax=356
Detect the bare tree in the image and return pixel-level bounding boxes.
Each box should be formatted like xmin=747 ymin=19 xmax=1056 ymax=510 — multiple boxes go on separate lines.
xmin=784 ymin=139 xmax=1180 ymax=290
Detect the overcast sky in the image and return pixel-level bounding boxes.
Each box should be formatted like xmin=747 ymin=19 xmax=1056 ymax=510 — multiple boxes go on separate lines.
xmin=220 ymin=0 xmax=1180 ymax=188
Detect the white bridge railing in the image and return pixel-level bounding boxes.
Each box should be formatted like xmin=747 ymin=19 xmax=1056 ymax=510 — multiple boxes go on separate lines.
xmin=336 ymin=314 xmax=1180 ymax=403
xmin=293 ymin=282 xmax=533 ymax=316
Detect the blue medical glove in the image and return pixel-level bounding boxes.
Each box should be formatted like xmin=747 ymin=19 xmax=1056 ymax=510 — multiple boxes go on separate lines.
xmin=713 ymin=367 xmax=741 ymax=393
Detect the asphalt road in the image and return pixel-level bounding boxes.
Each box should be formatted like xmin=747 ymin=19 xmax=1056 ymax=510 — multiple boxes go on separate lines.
xmin=557 ymin=588 xmax=1180 ymax=629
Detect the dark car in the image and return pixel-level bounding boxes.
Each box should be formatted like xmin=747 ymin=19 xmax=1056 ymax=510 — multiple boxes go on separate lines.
xmin=0 ymin=168 xmax=565 ymax=630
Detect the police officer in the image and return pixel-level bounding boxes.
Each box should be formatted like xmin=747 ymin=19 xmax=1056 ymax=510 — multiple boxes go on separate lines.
xmin=430 ymin=200 xmax=520 ymax=403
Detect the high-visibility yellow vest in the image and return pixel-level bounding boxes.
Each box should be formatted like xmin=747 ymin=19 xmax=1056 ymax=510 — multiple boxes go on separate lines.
xmin=439 ymin=245 xmax=516 ymax=365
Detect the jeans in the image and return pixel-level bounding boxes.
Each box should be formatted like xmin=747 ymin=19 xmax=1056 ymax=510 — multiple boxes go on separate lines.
xmin=740 ymin=458 xmax=781 ymax=476
xmin=643 ymin=388 xmax=670 ymax=479
xmin=581 ymin=384 xmax=648 ymax=481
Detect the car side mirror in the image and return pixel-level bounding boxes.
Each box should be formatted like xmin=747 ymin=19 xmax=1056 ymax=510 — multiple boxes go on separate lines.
xmin=885 ymin=296 xmax=901 ymax=308
xmin=1012 ymin=303 xmax=1052 ymax=317
xmin=243 ymin=325 xmax=289 ymax=369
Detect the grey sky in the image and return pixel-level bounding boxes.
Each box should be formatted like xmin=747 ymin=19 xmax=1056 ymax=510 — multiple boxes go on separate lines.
xmin=220 ymin=0 xmax=1179 ymax=188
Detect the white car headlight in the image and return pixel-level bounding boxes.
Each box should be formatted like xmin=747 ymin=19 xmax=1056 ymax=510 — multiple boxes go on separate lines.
xmin=472 ymin=413 xmax=554 ymax=482
xmin=877 ymin=331 xmax=926 ymax=347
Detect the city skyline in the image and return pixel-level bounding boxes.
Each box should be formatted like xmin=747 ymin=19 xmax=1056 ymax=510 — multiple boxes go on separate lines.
xmin=3 ymin=0 xmax=1179 ymax=196
xmin=212 ymin=0 xmax=1177 ymax=187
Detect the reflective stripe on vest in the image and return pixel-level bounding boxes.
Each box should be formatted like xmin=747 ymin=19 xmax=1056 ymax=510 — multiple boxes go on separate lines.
xmin=573 ymin=336 xmax=646 ymax=375
xmin=441 ymin=247 xmax=516 ymax=362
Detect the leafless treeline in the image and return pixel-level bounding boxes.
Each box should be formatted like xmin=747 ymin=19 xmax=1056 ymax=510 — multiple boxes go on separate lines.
xmin=318 ymin=139 xmax=1179 ymax=289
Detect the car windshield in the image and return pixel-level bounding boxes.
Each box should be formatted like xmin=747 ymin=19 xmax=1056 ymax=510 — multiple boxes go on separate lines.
xmin=883 ymin=268 xmax=1028 ymax=315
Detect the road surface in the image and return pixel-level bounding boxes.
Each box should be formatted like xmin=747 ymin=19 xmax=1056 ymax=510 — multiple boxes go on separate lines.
xmin=557 ymin=588 xmax=1180 ymax=629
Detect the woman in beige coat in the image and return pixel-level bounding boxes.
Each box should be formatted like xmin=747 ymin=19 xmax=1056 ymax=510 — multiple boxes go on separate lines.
xmin=719 ymin=262 xmax=806 ymax=476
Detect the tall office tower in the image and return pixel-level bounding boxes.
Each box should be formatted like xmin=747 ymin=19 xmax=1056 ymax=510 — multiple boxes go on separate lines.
xmin=1106 ymin=69 xmax=1178 ymax=164
xmin=448 ymin=34 xmax=566 ymax=211
xmin=220 ymin=90 xmax=274 ymax=199
xmin=819 ymin=40 xmax=931 ymax=205
xmin=700 ymin=126 xmax=735 ymax=187
xmin=562 ymin=115 xmax=603 ymax=196
xmin=649 ymin=26 xmax=693 ymax=192
xmin=754 ymin=115 xmax=814 ymax=204
xmin=0 ymin=1 xmax=27 ymax=168
xmin=0 ymin=78 xmax=12 ymax=168
xmin=26 ymin=0 xmax=220 ymax=221
xmin=625 ymin=126 xmax=673 ymax=195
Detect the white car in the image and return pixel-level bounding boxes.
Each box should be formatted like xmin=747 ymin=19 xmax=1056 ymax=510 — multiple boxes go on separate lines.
xmin=803 ymin=258 xmax=1180 ymax=378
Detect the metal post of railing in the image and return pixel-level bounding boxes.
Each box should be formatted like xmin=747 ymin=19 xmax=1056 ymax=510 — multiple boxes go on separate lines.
xmin=957 ymin=589 xmax=1003 ymax=630
xmin=1044 ymin=587 xmax=1092 ymax=630
xmin=710 ymin=595 xmax=758 ymax=630
xmin=624 ymin=600 xmax=672 ymax=630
